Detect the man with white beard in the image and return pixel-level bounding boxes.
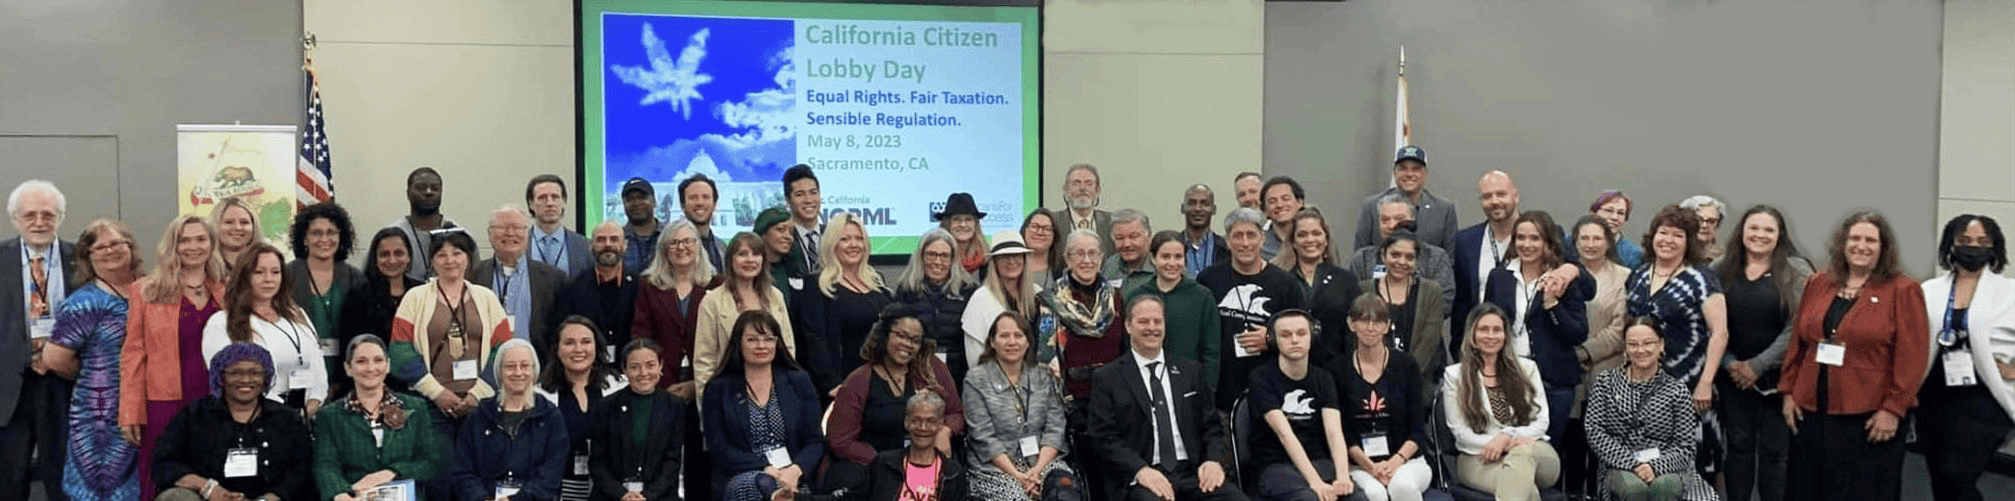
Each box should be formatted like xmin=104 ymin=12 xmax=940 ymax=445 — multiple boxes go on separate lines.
xmin=1055 ymin=163 xmax=1115 ymax=255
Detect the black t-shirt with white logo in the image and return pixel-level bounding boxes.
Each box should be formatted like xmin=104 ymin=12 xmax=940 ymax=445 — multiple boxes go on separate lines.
xmin=1247 ymin=362 xmax=1340 ymax=466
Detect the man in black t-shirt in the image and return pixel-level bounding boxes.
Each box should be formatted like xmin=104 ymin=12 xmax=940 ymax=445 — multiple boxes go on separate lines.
xmin=1246 ymin=310 xmax=1363 ymax=501
xmin=1200 ymin=208 xmax=1306 ymax=411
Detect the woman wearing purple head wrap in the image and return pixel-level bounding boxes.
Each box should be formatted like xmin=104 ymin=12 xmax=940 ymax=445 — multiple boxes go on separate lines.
xmin=151 ymin=342 xmax=314 ymax=501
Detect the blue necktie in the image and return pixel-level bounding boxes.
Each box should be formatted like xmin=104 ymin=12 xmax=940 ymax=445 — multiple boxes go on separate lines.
xmin=539 ymin=236 xmax=561 ymax=265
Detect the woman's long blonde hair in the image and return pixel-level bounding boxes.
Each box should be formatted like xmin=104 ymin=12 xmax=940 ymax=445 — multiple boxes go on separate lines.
xmin=143 ymin=214 xmax=228 ymax=304
xmin=817 ymin=212 xmax=884 ymax=297
xmin=210 ymin=197 xmax=265 ymax=250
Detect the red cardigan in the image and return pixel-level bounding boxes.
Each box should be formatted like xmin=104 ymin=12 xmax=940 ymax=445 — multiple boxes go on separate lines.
xmin=826 ymin=356 xmax=966 ymax=465
xmin=1778 ymin=271 xmax=1929 ymax=417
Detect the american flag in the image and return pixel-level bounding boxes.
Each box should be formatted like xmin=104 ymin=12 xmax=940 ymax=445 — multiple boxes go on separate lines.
xmin=297 ymin=68 xmax=334 ymax=207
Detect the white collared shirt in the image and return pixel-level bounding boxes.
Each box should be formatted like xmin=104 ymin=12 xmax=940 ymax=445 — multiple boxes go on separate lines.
xmin=1477 ymin=229 xmax=1511 ymax=303
xmin=1507 ymin=266 xmax=1538 ymax=358
xmin=1132 ymin=349 xmax=1189 ymax=462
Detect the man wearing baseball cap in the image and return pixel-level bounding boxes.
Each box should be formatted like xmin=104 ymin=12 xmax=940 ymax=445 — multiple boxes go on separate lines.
xmin=1354 ymin=145 xmax=1459 ymax=250
xmin=619 ymin=177 xmax=660 ymax=275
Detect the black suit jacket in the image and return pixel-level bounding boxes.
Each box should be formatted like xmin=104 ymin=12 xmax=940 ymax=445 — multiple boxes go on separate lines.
xmin=468 ymin=257 xmax=567 ymax=360
xmin=0 ymin=236 xmax=75 ymax=424
xmin=1087 ymin=351 xmax=1226 ymax=496
xmin=1482 ymin=266 xmax=1595 ymax=387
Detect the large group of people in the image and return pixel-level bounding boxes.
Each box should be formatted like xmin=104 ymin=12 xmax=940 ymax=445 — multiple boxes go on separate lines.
xmin=2 ymin=144 xmax=2012 ymax=501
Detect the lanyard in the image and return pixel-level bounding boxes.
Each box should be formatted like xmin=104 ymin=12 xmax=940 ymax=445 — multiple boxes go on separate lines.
xmin=1488 ymin=233 xmax=1506 ymax=268
xmin=263 ymin=315 xmax=310 ymax=367
xmin=494 ymin=265 xmax=516 ymax=304
xmin=1938 ymin=279 xmax=1960 ymax=347
xmin=1000 ymin=364 xmax=1029 ymax=420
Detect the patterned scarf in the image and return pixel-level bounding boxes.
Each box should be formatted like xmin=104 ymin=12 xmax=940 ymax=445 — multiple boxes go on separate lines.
xmin=344 ymin=386 xmax=410 ymax=430
xmin=1040 ymin=274 xmax=1115 ymax=339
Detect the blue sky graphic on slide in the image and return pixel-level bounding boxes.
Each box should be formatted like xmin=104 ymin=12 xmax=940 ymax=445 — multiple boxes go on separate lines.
xmin=602 ymin=14 xmax=795 ymax=206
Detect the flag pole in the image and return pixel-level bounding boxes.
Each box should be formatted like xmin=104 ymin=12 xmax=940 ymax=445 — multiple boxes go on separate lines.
xmin=1392 ymin=46 xmax=1410 ymax=188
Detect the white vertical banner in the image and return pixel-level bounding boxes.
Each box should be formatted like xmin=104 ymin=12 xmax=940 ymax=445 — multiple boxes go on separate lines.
xmin=177 ymin=124 xmax=300 ymax=258
xmin=1392 ymin=46 xmax=1411 ymax=188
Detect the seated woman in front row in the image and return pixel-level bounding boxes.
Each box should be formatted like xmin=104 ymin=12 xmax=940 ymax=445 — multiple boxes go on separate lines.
xmin=867 ymin=393 xmax=969 ymax=500
xmin=825 ymin=304 xmax=967 ymax=494
xmin=1586 ymin=318 xmax=1715 ymax=501
xmin=1329 ymin=294 xmax=1433 ymax=501
xmin=448 ymin=338 xmax=569 ymax=501
xmin=962 ymin=312 xmax=1080 ymax=500
xmin=153 ymin=343 xmax=314 ymax=501
xmin=706 ymin=310 xmax=826 ymax=501
xmin=315 ymin=335 xmax=441 ymax=501
xmin=1441 ymin=304 xmax=1559 ymax=501
xmin=588 ymin=339 xmax=684 ymax=501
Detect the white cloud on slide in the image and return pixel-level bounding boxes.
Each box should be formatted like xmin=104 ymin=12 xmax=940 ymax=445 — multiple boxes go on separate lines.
xmin=610 ymin=24 xmax=713 ymax=120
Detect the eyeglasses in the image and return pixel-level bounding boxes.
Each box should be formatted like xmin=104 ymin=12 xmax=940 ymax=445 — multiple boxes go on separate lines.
xmin=307 ymin=229 xmax=342 ymax=239
xmin=666 ymin=237 xmax=698 ymax=248
xmin=1067 ymin=250 xmax=1100 ymax=262
xmin=1026 ymin=224 xmax=1053 ymax=234
xmin=90 ymin=240 xmax=130 ymax=253
xmin=923 ymin=251 xmax=953 ymax=262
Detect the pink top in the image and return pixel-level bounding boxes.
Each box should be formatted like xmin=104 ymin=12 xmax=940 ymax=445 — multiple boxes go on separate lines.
xmin=899 ymin=453 xmax=941 ymax=501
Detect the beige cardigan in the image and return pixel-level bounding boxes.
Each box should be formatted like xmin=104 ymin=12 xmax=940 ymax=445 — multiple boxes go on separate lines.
xmin=691 ymin=284 xmax=795 ymax=404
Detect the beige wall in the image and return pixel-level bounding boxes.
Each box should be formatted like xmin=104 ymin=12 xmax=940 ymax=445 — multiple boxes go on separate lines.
xmin=1043 ymin=0 xmax=1264 ymax=234
xmin=304 ymin=0 xmax=576 ymax=259
xmin=1939 ymin=0 xmax=2015 ymax=275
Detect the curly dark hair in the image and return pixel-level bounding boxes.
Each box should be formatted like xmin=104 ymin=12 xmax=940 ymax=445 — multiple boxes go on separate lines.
xmin=289 ymin=202 xmax=356 ymax=262
xmin=1642 ymin=205 xmax=1705 ymax=266
xmin=859 ymin=303 xmax=943 ymax=393
xmin=1938 ymin=214 xmax=2008 ymax=274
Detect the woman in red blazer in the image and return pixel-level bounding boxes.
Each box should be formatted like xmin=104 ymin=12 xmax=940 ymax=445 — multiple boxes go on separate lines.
xmin=1777 ymin=211 xmax=1928 ymax=501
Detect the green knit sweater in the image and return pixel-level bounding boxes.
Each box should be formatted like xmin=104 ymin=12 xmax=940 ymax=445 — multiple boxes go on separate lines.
xmin=1125 ymin=277 xmax=1224 ymax=387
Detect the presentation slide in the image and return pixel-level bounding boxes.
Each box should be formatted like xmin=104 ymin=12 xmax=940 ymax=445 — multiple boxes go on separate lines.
xmin=577 ymin=0 xmax=1041 ymax=255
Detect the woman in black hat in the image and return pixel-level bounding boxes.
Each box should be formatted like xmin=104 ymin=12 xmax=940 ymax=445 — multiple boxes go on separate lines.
xmin=937 ymin=193 xmax=992 ymax=275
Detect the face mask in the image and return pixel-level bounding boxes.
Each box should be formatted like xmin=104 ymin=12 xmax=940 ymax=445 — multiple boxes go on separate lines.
xmin=1951 ymin=246 xmax=1995 ymax=272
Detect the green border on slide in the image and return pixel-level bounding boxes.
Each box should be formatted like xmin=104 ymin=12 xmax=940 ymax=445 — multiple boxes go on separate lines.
xmin=578 ymin=0 xmax=1040 ymax=256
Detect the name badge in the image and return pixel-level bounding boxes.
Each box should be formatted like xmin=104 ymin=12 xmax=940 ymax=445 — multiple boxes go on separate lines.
xmin=764 ymin=447 xmax=792 ymax=469
xmin=453 ymin=359 xmax=479 ymax=381
xmin=935 ymin=352 xmax=949 ymax=364
xmin=573 ymin=454 xmax=589 ymax=475
xmin=1944 ymin=350 xmax=1978 ymax=387
xmin=1019 ymin=436 xmax=1040 ymax=457
xmin=1234 ymin=342 xmax=1257 ymax=358
xmin=788 ymin=277 xmax=804 ymax=290
xmin=290 ymin=369 xmax=314 ymax=390
xmin=494 ymin=480 xmax=521 ymax=499
xmin=225 ymin=447 xmax=259 ymax=478
xmin=1361 ymin=435 xmax=1391 ymax=458
xmin=623 ymin=481 xmax=644 ymax=493
xmin=1633 ymin=448 xmax=1661 ymax=463
xmin=505 ymin=314 xmax=519 ymax=334
xmin=28 ymin=318 xmax=53 ymax=339
xmin=1816 ymin=342 xmax=1846 ymax=366
xmin=319 ymin=338 xmax=339 ymax=356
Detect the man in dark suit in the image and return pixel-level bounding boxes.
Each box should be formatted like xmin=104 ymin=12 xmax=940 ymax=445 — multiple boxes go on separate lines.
xmin=559 ymin=222 xmax=640 ymax=363
xmin=526 ymin=174 xmax=593 ymax=278
xmin=1088 ymin=294 xmax=1247 ymax=501
xmin=1448 ymin=170 xmax=1581 ymax=357
xmin=470 ymin=206 xmax=567 ymax=364
xmin=1056 ymin=163 xmax=1116 ymax=255
xmin=782 ymin=164 xmax=824 ymax=279
xmin=0 ymin=180 xmax=75 ymax=500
